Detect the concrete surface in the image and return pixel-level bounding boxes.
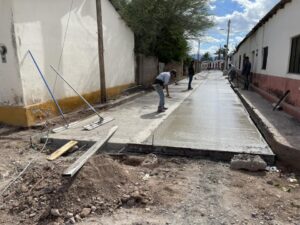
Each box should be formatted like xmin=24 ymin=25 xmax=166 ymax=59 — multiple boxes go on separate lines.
xmin=233 ymin=85 xmax=300 ymax=170
xmin=45 ymin=71 xmax=274 ymax=162
xmin=45 ymin=73 xmax=208 ymax=147
xmin=143 ymin=71 xmax=274 ymax=158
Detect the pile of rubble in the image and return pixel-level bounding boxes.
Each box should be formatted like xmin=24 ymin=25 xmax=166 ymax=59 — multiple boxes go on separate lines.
xmin=1 ymin=155 xmax=156 ymax=225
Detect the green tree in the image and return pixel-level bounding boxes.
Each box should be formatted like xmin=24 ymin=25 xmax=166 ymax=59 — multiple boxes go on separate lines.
xmin=202 ymin=52 xmax=212 ymax=61
xmin=215 ymin=47 xmax=226 ymax=60
xmin=111 ymin=0 xmax=213 ymax=63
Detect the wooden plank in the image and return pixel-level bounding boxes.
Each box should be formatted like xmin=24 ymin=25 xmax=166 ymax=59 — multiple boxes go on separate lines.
xmin=63 ymin=126 xmax=118 ymax=177
xmin=47 ymin=141 xmax=78 ymax=161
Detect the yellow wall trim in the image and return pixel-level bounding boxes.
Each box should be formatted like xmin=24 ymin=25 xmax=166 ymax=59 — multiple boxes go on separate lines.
xmin=0 ymin=83 xmax=134 ymax=127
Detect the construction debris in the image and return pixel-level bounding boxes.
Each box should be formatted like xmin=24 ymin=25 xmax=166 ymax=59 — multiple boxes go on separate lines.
xmin=230 ymin=154 xmax=267 ymax=172
xmin=63 ymin=126 xmax=118 ymax=177
xmin=47 ymin=141 xmax=78 ymax=161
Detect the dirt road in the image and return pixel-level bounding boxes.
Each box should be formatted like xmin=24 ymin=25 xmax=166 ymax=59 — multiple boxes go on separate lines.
xmin=0 ymin=126 xmax=299 ymax=225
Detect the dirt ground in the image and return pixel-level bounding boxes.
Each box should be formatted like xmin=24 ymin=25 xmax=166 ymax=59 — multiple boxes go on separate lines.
xmin=0 ymin=126 xmax=299 ymax=225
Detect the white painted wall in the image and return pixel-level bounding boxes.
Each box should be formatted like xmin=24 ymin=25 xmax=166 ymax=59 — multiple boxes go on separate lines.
xmin=102 ymin=0 xmax=135 ymax=88
xmin=233 ymin=0 xmax=300 ymax=80
xmin=0 ymin=0 xmax=24 ymax=106
xmin=9 ymin=0 xmax=135 ymax=106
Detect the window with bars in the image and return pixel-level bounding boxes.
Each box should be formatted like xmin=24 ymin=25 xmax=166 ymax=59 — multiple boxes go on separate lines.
xmin=262 ymin=47 xmax=268 ymax=70
xmin=289 ymin=35 xmax=300 ymax=74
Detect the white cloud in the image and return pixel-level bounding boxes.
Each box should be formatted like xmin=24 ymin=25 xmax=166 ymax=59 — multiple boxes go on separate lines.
xmin=215 ymin=0 xmax=280 ymax=35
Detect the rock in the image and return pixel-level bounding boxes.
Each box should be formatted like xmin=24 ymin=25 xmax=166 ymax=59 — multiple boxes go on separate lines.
xmin=141 ymin=154 xmax=158 ymax=169
xmin=75 ymin=214 xmax=82 ymax=222
xmin=80 ymin=208 xmax=91 ymax=218
xmin=251 ymin=212 xmax=258 ymax=218
xmin=65 ymin=212 xmax=73 ymax=219
xmin=142 ymin=174 xmax=150 ymax=181
xmin=29 ymin=213 xmax=36 ymax=218
xmin=230 ymin=154 xmax=267 ymax=172
xmin=20 ymin=185 xmax=28 ymax=193
xmin=287 ymin=178 xmax=298 ymax=183
xmin=51 ymin=209 xmax=61 ymax=217
xmin=91 ymin=206 xmax=97 ymax=212
xmin=68 ymin=217 xmax=76 ymax=224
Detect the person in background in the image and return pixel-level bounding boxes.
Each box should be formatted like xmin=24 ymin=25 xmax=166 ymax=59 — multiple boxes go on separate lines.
xmin=242 ymin=56 xmax=251 ymax=90
xmin=153 ymin=70 xmax=177 ymax=113
xmin=228 ymin=64 xmax=237 ymax=82
xmin=188 ymin=60 xmax=195 ymax=90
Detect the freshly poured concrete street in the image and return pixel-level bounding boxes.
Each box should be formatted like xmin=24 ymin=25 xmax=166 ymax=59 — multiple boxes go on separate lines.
xmin=47 ymin=71 xmax=274 ymax=162
xmin=145 ymin=72 xmax=273 ymax=157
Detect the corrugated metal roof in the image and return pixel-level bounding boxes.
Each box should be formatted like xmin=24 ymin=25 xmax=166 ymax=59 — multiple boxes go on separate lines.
xmin=235 ymin=0 xmax=292 ymax=51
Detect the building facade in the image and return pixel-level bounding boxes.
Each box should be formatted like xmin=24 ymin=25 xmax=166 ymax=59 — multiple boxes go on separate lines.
xmin=0 ymin=0 xmax=135 ymax=126
xmin=233 ymin=0 xmax=300 ymax=119
xmin=201 ymin=59 xmax=224 ymax=70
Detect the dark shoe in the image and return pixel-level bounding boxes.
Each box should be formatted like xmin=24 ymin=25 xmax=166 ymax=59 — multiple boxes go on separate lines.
xmin=163 ymin=107 xmax=168 ymax=110
xmin=188 ymin=87 xmax=193 ymax=90
xmin=157 ymin=107 xmax=165 ymax=113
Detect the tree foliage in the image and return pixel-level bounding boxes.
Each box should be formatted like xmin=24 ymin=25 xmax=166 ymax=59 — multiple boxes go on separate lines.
xmin=215 ymin=47 xmax=226 ymax=60
xmin=202 ymin=52 xmax=212 ymax=61
xmin=111 ymin=0 xmax=213 ymax=63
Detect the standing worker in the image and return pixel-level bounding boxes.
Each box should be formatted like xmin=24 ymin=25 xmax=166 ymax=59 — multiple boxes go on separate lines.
xmin=242 ymin=56 xmax=251 ymax=90
xmin=188 ymin=60 xmax=195 ymax=90
xmin=153 ymin=70 xmax=177 ymax=113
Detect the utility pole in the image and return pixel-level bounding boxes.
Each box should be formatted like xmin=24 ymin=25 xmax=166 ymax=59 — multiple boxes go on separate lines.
xmin=225 ymin=19 xmax=231 ymax=71
xmin=96 ymin=0 xmax=107 ymax=103
xmin=197 ymin=39 xmax=201 ymax=72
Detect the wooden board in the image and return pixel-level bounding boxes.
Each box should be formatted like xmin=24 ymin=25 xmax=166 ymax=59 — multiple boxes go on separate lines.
xmin=63 ymin=126 xmax=118 ymax=177
xmin=47 ymin=141 xmax=78 ymax=161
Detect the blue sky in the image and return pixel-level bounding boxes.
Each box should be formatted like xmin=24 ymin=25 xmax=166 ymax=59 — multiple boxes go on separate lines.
xmin=189 ymin=0 xmax=280 ymax=57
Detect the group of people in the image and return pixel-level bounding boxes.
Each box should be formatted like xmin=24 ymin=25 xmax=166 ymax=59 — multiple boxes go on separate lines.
xmin=153 ymin=61 xmax=196 ymax=113
xmin=228 ymin=56 xmax=252 ymax=90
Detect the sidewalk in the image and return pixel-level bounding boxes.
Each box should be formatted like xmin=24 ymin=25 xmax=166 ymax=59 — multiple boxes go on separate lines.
xmin=232 ymin=83 xmax=300 ymax=170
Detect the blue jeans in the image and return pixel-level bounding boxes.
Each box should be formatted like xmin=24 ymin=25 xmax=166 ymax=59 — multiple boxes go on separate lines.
xmin=153 ymin=84 xmax=164 ymax=109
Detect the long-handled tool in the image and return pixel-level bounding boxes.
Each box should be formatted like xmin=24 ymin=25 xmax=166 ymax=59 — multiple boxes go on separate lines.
xmin=28 ymin=50 xmax=69 ymax=127
xmin=50 ymin=65 xmax=114 ymax=131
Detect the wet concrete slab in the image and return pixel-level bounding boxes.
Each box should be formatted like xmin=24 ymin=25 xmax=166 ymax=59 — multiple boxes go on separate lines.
xmin=44 ymin=73 xmax=208 ymax=148
xmin=142 ymin=71 xmax=274 ymax=161
xmin=44 ymin=71 xmax=274 ymax=163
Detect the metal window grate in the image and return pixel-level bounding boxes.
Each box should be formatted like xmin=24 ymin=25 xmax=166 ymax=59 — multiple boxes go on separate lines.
xmin=289 ymin=35 xmax=300 ymax=74
xmin=262 ymin=47 xmax=268 ymax=70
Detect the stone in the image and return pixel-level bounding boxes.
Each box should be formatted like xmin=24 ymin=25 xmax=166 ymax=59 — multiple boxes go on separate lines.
xmin=75 ymin=214 xmax=82 ymax=222
xmin=91 ymin=206 xmax=97 ymax=212
xmin=51 ymin=209 xmax=61 ymax=217
xmin=69 ymin=217 xmax=76 ymax=224
xmin=20 ymin=185 xmax=28 ymax=193
xmin=29 ymin=213 xmax=36 ymax=218
xmin=80 ymin=208 xmax=91 ymax=218
xmin=141 ymin=154 xmax=159 ymax=169
xmin=65 ymin=212 xmax=74 ymax=219
xmin=230 ymin=154 xmax=267 ymax=172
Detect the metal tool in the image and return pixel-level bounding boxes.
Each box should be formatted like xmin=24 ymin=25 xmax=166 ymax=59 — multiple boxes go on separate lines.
xmin=28 ymin=50 xmax=69 ymax=127
xmin=50 ymin=65 xmax=114 ymax=131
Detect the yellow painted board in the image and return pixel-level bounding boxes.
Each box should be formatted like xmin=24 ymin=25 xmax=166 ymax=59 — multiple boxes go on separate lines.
xmin=47 ymin=141 xmax=78 ymax=161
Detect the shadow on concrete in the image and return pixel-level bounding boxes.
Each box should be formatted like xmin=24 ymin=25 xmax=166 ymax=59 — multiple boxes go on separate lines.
xmin=140 ymin=112 xmax=164 ymax=120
